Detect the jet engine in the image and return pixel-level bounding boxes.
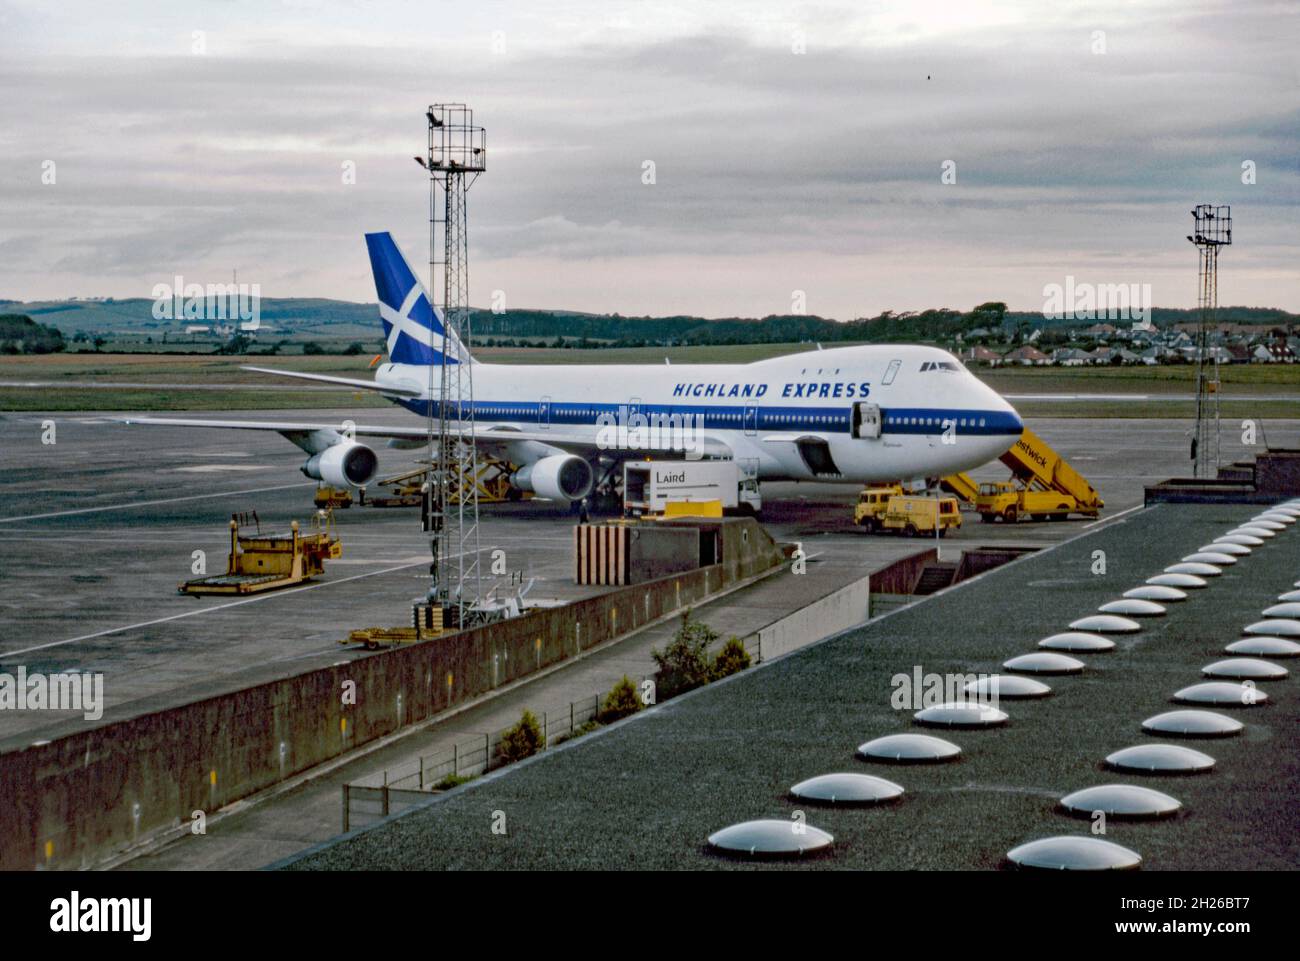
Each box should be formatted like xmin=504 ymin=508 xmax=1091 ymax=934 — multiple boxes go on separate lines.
xmin=511 ymin=454 xmax=594 ymax=502
xmin=301 ymin=441 xmax=379 ymax=488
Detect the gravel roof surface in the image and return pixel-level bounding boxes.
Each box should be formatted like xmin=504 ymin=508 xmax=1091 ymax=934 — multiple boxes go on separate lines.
xmin=285 ymin=502 xmax=1300 ymax=870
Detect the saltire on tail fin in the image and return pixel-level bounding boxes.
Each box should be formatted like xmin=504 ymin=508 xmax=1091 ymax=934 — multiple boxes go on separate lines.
xmin=364 ymin=231 xmax=472 ymax=366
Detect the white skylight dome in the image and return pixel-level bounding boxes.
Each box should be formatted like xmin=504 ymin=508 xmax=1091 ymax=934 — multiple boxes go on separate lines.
xmin=1006 ymin=836 xmax=1141 ymax=871
xmin=707 ymin=820 xmax=834 ymax=859
xmin=856 ymin=733 xmax=962 ymax=764
xmin=789 ymin=773 xmax=904 ymax=805
xmin=1038 ymin=631 xmax=1116 ymax=652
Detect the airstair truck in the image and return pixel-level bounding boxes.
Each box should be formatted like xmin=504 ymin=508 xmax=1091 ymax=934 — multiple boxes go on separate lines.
xmin=945 ymin=426 xmax=1103 ymax=523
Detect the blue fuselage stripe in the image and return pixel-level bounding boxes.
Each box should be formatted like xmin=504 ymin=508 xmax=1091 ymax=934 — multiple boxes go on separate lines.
xmin=396 ymin=399 xmax=1022 ymax=437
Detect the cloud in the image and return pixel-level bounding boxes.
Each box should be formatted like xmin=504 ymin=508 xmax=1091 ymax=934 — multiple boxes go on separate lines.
xmin=0 ymin=0 xmax=1296 ymax=316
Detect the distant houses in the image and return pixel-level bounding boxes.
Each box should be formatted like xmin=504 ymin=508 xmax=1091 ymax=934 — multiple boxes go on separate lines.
xmin=1254 ymin=342 xmax=1296 ymax=363
xmin=962 ymin=345 xmax=1002 ymax=365
xmin=960 ymin=323 xmax=1297 ymax=367
xmin=1052 ymin=347 xmax=1091 ymax=366
xmin=1002 ymin=345 xmax=1050 ymax=365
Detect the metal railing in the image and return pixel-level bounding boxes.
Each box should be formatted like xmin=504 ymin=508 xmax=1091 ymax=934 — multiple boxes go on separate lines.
xmin=338 ymin=580 xmax=893 ymax=832
xmin=341 ymin=677 xmax=654 ymax=831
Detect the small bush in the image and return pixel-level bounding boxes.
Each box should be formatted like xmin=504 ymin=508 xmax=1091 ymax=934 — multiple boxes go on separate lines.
xmin=652 ymin=609 xmax=718 ymax=700
xmin=599 ymin=675 xmax=643 ymax=723
xmin=432 ymin=773 xmax=474 ymax=791
xmin=553 ymin=720 xmax=601 ymax=745
xmin=711 ymin=637 xmax=751 ymax=680
xmin=498 ymin=709 xmax=545 ymax=764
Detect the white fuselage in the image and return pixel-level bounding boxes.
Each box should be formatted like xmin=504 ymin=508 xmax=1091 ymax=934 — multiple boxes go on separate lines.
xmin=375 ymin=344 xmax=1023 ymax=484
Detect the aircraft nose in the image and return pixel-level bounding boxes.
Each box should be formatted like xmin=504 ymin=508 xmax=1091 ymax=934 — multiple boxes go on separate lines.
xmin=1004 ymin=398 xmax=1024 ymax=435
xmin=981 ymin=382 xmax=1023 ymax=436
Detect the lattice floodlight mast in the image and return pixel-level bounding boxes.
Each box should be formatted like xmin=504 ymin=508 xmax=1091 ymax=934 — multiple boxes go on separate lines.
xmin=423 ymin=104 xmax=486 ymax=627
xmin=1187 ymin=204 xmax=1232 ymax=479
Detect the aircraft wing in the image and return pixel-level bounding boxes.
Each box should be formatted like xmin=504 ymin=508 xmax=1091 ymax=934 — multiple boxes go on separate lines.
xmin=117 ymin=416 xmax=735 ymax=461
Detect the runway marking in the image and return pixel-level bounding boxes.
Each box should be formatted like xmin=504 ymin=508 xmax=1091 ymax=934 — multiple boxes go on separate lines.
xmin=0 ymin=482 xmax=314 ymax=524
xmin=0 ymin=544 xmax=490 ymax=660
xmin=1081 ymin=504 xmax=1144 ymax=529
xmin=329 ymin=554 xmax=430 ymax=566
xmin=173 ymin=465 xmax=272 ymax=473
xmin=0 ymin=559 xmax=429 ymax=658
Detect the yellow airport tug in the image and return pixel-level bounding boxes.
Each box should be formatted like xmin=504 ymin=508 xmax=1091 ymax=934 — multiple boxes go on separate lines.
xmin=343 ymin=603 xmax=447 ymax=650
xmin=855 ymin=486 xmax=962 ymax=537
xmin=179 ymin=510 xmax=342 ymax=596
xmin=313 ymin=486 xmax=354 ymax=510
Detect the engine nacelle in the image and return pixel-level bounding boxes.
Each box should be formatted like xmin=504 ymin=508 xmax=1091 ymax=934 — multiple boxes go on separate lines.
xmin=301 ymin=441 xmax=379 ymax=488
xmin=511 ymin=454 xmax=594 ymax=502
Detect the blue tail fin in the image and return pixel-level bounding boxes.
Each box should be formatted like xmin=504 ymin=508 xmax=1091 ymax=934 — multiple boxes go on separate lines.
xmin=364 ymin=231 xmax=469 ymax=366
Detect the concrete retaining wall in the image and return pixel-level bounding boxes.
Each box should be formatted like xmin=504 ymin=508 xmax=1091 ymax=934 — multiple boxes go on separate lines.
xmin=0 ymin=518 xmax=783 ymax=871
xmin=955 ymin=546 xmax=1038 ymax=582
xmin=1146 ymin=449 xmax=1300 ymax=505
xmin=745 ymin=573 xmax=873 ymax=662
xmin=868 ymin=548 xmax=939 ymax=595
xmin=1256 ymin=450 xmax=1300 ymax=495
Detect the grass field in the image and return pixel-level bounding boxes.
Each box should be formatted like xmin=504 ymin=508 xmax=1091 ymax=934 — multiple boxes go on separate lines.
xmin=0 ymin=345 xmax=1295 ymax=415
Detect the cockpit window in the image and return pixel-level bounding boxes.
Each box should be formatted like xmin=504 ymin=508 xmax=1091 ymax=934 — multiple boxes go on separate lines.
xmin=920 ymin=361 xmax=961 ymax=372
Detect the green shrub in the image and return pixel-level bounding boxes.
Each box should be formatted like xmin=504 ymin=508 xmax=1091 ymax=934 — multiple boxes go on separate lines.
xmin=599 ymin=675 xmax=643 ymax=723
xmin=498 ymin=709 xmax=545 ymax=764
xmin=432 ymin=773 xmax=474 ymax=791
xmin=553 ymin=720 xmax=601 ymax=745
xmin=652 ymin=609 xmax=718 ymax=700
xmin=711 ymin=636 xmax=751 ymax=680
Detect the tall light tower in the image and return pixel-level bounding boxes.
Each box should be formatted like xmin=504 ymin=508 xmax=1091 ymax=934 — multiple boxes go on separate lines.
xmin=1187 ymin=204 xmax=1232 ymax=478
xmin=422 ymin=104 xmax=486 ymax=627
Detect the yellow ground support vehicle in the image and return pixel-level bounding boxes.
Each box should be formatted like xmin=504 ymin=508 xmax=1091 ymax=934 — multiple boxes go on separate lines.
xmin=975 ymin=482 xmax=1078 ymax=523
xmin=314 ymin=486 xmax=354 ymax=509
xmin=360 ymin=454 xmax=528 ymax=509
xmin=943 ymin=426 xmax=1104 ymax=523
xmin=343 ymin=603 xmax=447 ymax=650
xmin=855 ymin=486 xmax=962 ymax=537
xmin=179 ymin=510 xmax=342 ymax=596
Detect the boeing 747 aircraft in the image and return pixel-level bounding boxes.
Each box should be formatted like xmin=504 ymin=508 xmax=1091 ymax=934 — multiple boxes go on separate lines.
xmin=124 ymin=232 xmax=1024 ymax=503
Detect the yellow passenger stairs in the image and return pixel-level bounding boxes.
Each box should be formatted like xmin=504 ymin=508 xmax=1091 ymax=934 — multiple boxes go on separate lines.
xmin=942 ymin=427 xmax=1103 ymax=523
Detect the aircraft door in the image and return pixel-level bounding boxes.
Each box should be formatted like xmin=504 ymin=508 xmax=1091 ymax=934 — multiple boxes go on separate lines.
xmin=539 ymin=395 xmax=551 ymax=428
xmin=852 ymin=402 xmax=882 ymax=439
xmin=743 ymin=402 xmax=758 ymax=435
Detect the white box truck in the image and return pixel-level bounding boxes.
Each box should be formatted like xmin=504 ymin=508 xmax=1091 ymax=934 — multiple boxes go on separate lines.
xmin=622 ymin=460 xmax=761 ymax=516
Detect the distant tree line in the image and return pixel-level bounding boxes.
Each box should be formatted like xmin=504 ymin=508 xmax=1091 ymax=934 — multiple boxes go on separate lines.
xmin=469 ymin=302 xmax=1299 ymax=349
xmin=0 ymin=314 xmax=66 ymax=354
xmin=471 ymin=303 xmax=1010 ymax=348
xmin=13 ymin=297 xmax=1299 ymax=355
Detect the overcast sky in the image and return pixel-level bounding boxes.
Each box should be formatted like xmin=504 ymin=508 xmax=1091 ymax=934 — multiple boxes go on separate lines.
xmin=1 ymin=0 xmax=1296 ymax=318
